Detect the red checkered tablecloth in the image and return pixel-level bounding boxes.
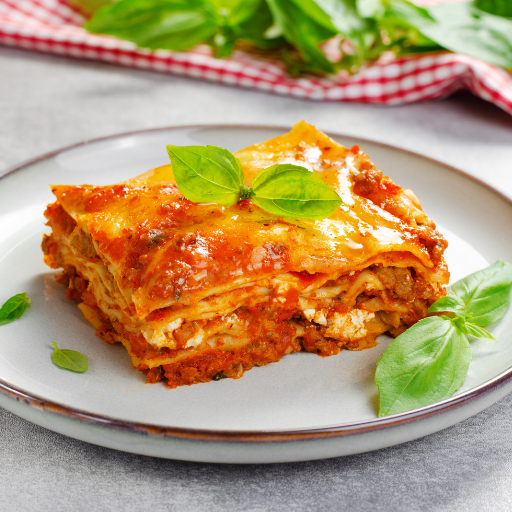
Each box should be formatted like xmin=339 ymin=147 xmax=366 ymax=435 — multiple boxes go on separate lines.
xmin=1 ymin=0 xmax=512 ymax=114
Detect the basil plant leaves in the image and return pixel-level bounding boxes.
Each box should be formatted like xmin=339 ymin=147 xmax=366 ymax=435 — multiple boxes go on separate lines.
xmin=167 ymin=145 xmax=342 ymax=220
xmin=376 ymin=260 xmax=512 ymax=417
xmin=82 ymin=0 xmax=512 ymax=76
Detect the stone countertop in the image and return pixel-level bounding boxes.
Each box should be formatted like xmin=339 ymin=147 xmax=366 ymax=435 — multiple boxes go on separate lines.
xmin=2 ymin=45 xmax=512 ymax=512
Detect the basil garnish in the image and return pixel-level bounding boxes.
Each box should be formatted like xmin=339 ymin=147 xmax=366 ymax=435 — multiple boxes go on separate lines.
xmin=251 ymin=164 xmax=342 ymax=220
xmin=51 ymin=341 xmax=89 ymax=373
xmin=376 ymin=260 xmax=512 ymax=416
xmin=444 ymin=259 xmax=512 ymax=327
xmin=167 ymin=145 xmax=245 ymax=206
xmin=166 ymin=146 xmax=342 ymax=220
xmin=0 ymin=292 xmax=31 ymax=325
xmin=375 ymin=316 xmax=471 ymax=417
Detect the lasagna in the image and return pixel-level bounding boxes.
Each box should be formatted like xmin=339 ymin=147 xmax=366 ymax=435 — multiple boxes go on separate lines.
xmin=42 ymin=122 xmax=448 ymax=388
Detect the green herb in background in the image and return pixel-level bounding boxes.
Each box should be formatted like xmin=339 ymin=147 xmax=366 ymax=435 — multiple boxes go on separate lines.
xmin=0 ymin=293 xmax=31 ymax=325
xmin=474 ymin=0 xmax=512 ymax=18
xmin=385 ymin=1 xmax=512 ymax=70
xmin=76 ymin=0 xmax=512 ymax=76
xmin=167 ymin=145 xmax=342 ymax=219
xmin=51 ymin=341 xmax=89 ymax=373
xmin=70 ymin=0 xmax=112 ymax=14
xmin=375 ymin=260 xmax=512 ymax=417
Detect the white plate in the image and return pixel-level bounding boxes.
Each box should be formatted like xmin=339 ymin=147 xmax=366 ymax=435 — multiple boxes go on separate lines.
xmin=1 ymin=125 xmax=512 ymax=464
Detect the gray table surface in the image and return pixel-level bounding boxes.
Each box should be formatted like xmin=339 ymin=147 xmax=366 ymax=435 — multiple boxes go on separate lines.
xmin=2 ymin=45 xmax=512 ymax=512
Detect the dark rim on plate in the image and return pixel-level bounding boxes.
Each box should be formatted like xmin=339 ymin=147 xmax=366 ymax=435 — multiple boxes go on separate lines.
xmin=1 ymin=123 xmax=512 ymax=443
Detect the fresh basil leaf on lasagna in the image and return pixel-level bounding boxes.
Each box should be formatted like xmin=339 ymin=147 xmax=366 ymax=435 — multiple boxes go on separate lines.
xmin=251 ymin=163 xmax=342 ymax=219
xmin=167 ymin=144 xmax=245 ymax=206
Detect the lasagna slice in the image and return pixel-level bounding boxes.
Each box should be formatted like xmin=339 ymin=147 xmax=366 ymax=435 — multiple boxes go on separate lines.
xmin=42 ymin=122 xmax=448 ymax=388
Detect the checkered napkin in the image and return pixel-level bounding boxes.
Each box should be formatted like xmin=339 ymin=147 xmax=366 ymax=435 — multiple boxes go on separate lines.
xmin=1 ymin=0 xmax=512 ymax=114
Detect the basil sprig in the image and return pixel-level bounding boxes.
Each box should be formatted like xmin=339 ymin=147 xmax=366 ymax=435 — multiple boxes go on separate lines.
xmin=167 ymin=145 xmax=245 ymax=206
xmin=167 ymin=145 xmax=342 ymax=220
xmin=430 ymin=261 xmax=512 ymax=329
xmin=376 ymin=260 xmax=512 ymax=416
xmin=82 ymin=0 xmax=512 ymax=76
xmin=0 ymin=292 xmax=31 ymax=325
xmin=51 ymin=341 xmax=89 ymax=373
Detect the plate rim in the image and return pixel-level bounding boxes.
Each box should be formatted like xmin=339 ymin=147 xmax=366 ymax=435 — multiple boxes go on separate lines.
xmin=2 ymin=123 xmax=512 ymax=443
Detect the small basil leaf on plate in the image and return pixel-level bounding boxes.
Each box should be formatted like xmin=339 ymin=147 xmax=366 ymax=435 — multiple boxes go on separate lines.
xmin=167 ymin=145 xmax=244 ymax=206
xmin=428 ymin=293 xmax=466 ymax=318
xmin=449 ymin=259 xmax=512 ymax=327
xmin=85 ymin=0 xmax=218 ymax=52
xmin=465 ymin=323 xmax=498 ymax=342
xmin=251 ymin=164 xmax=342 ymax=220
xmin=0 ymin=292 xmax=31 ymax=326
xmin=375 ymin=316 xmax=471 ymax=417
xmin=51 ymin=342 xmax=88 ymax=373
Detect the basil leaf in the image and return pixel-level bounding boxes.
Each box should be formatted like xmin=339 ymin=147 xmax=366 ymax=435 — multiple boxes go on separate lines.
xmin=266 ymin=0 xmax=337 ymax=74
xmin=465 ymin=323 xmax=497 ymax=342
xmin=51 ymin=342 xmax=88 ymax=373
xmin=386 ymin=0 xmax=512 ymax=70
xmin=72 ymin=0 xmax=114 ymax=14
xmin=229 ymin=0 xmax=282 ymax=49
xmin=0 ymin=292 xmax=31 ymax=326
xmin=167 ymin=145 xmax=244 ymax=206
xmin=251 ymin=164 xmax=342 ymax=220
xmin=210 ymin=30 xmax=237 ymax=58
xmin=209 ymin=0 xmax=254 ymax=57
xmin=209 ymin=0 xmax=244 ymax=9
xmin=80 ymin=0 xmax=512 ymax=77
xmin=428 ymin=294 xmax=466 ymax=318
xmin=357 ymin=0 xmax=385 ymax=19
xmin=85 ymin=0 xmax=218 ymax=52
xmin=375 ymin=316 xmax=471 ymax=417
xmin=311 ymin=0 xmax=380 ymax=66
xmin=212 ymin=0 xmax=261 ymax=26
xmin=449 ymin=260 xmax=512 ymax=327
xmin=473 ymin=0 xmax=512 ymax=19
